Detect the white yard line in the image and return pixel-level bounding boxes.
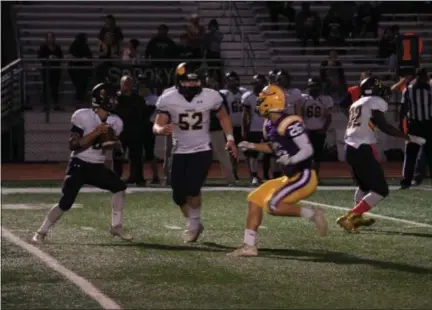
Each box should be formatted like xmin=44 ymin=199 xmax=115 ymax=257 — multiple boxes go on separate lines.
xmin=1 ymin=227 xmax=121 ymax=309
xmin=2 ymin=186 xmax=431 ymax=228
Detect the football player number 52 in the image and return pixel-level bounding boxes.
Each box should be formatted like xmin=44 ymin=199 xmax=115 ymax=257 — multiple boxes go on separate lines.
xmin=179 ymin=112 xmax=203 ymax=130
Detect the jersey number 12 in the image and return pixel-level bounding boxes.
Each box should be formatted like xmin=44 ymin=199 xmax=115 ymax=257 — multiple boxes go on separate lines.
xmin=347 ymin=106 xmax=362 ymax=128
xmin=179 ymin=112 xmax=203 ymax=130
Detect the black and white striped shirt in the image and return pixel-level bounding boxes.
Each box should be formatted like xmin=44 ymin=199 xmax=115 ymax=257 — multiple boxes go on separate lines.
xmin=402 ymin=83 xmax=432 ymax=122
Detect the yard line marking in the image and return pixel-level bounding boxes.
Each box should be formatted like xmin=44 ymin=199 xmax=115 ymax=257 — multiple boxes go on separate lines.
xmin=1 ymin=227 xmax=122 ymax=310
xmin=301 ymin=201 xmax=432 ymax=228
xmin=164 ymin=225 xmax=183 ymax=230
xmin=2 ymin=203 xmax=83 ymax=210
xmin=2 ymin=185 xmax=431 ymax=195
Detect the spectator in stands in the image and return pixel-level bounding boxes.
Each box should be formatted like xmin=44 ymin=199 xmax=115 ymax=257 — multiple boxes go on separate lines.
xmin=320 ymin=50 xmax=347 ymax=102
xmin=322 ymin=5 xmax=347 ymax=49
xmin=266 ymin=1 xmax=296 ymax=31
xmin=354 ymin=2 xmax=380 ymax=39
xmin=68 ymin=33 xmax=92 ymax=109
xmin=186 ymin=14 xmax=205 ymax=56
xmin=38 ymin=31 xmax=63 ymax=111
xmin=122 ymin=39 xmax=140 ymax=64
xmin=295 ymin=3 xmax=321 ymax=53
xmin=99 ymin=14 xmax=123 ymax=56
xmin=204 ymin=19 xmax=224 ymax=82
xmin=378 ymin=25 xmax=399 ymax=73
xmin=145 ymin=24 xmax=178 ymax=68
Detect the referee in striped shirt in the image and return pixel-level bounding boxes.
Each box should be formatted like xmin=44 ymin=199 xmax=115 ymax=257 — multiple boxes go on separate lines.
xmin=400 ymin=68 xmax=432 ymax=189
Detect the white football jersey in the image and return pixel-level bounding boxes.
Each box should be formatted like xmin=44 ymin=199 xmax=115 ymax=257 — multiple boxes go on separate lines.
xmin=145 ymin=94 xmax=159 ymax=122
xmin=241 ymin=91 xmax=264 ymax=132
xmin=283 ymin=87 xmax=302 ymax=115
xmin=163 ymin=86 xmax=176 ymax=94
xmin=220 ymin=87 xmax=248 ymax=127
xmin=71 ymin=109 xmax=123 ymax=164
xmin=156 ymin=88 xmax=222 ymax=154
xmin=301 ymin=94 xmax=334 ymax=130
xmin=344 ymin=96 xmax=388 ymax=148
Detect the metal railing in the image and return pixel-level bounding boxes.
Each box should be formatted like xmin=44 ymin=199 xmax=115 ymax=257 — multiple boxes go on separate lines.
xmin=1 ymin=58 xmax=25 ymax=118
xmin=225 ymin=2 xmax=256 ymax=74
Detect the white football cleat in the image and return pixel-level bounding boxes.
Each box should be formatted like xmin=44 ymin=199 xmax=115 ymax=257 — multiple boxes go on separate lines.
xmin=183 ymin=224 xmax=204 ymax=243
xmin=312 ymin=208 xmax=328 ymax=237
xmin=30 ymin=232 xmax=46 ymax=245
xmin=227 ymin=244 xmax=258 ymax=257
xmin=110 ymin=225 xmax=133 ymax=241
xmin=251 ymin=177 xmax=260 ymax=186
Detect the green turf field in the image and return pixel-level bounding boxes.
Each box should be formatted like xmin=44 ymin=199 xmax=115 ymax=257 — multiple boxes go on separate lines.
xmin=2 ymin=188 xmax=432 ymax=309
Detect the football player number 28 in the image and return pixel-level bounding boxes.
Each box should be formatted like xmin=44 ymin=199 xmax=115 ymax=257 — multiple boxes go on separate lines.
xmin=347 ymin=106 xmax=362 ymax=128
xmin=179 ymin=112 xmax=203 ymax=130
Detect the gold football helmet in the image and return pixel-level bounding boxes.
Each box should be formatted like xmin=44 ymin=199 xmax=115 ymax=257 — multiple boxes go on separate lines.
xmin=256 ymin=84 xmax=286 ymax=116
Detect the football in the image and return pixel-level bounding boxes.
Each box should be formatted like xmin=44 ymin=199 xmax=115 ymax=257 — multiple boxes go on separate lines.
xmin=100 ymin=127 xmax=117 ymax=149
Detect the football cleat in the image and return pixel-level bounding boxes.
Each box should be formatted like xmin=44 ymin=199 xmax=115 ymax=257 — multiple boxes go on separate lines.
xmin=30 ymin=232 xmax=46 ymax=245
xmin=110 ymin=225 xmax=133 ymax=241
xmin=227 ymin=244 xmax=258 ymax=257
xmin=336 ymin=211 xmax=363 ymax=233
xmin=312 ymin=208 xmax=328 ymax=237
xmin=251 ymin=177 xmax=260 ymax=186
xmin=355 ymin=216 xmax=376 ymax=227
xmin=183 ymin=224 xmax=204 ymax=243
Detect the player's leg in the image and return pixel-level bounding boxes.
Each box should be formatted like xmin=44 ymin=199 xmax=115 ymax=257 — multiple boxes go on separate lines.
xmin=143 ymin=128 xmax=160 ymax=184
xmin=31 ymin=159 xmax=85 ymax=244
xmin=413 ymin=147 xmax=426 ymax=185
xmin=229 ymin=169 xmax=326 ymax=257
xmin=127 ymin=140 xmax=145 ymax=185
xmin=309 ymin=131 xmax=326 ymax=178
xmin=170 ymin=153 xmax=189 ymax=218
xmin=422 ymin=134 xmax=432 ymax=184
xmin=87 ymin=164 xmax=132 ymax=240
xmin=401 ymin=141 xmax=421 ymax=189
xmin=338 ymin=145 xmax=389 ymax=233
xmin=113 ymin=137 xmax=127 ymax=178
xmin=231 ymin=126 xmax=242 ymax=181
xmin=245 ymin=132 xmax=262 ymax=186
xmin=183 ymin=150 xmax=213 ymax=243
xmin=164 ymin=135 xmax=173 ymax=186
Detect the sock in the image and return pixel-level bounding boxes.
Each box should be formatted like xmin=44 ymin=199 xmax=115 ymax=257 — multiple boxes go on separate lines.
xmin=354 ymin=188 xmax=366 ymax=204
xmin=351 ymin=200 xmax=371 ymax=215
xmin=362 ymin=192 xmax=384 ymax=208
xmin=188 ymin=206 xmax=201 ymax=232
xmin=111 ymin=190 xmax=125 ymax=227
xmin=37 ymin=204 xmax=64 ymax=234
xmin=300 ymin=207 xmax=315 ymax=220
xmin=243 ymin=229 xmax=257 ymax=246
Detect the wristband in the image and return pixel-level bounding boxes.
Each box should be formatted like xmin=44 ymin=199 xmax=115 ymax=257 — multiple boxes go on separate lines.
xmin=226 ymin=134 xmax=234 ymax=142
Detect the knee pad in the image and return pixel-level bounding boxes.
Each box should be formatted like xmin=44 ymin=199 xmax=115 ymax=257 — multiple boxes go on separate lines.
xmin=172 ymin=191 xmax=187 ymax=207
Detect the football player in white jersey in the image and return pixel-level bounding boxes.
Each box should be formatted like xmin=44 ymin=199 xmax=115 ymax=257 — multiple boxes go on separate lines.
xmin=242 ymin=74 xmax=267 ymax=186
xmin=337 ymin=77 xmax=426 ymax=233
xmin=300 ymin=77 xmax=334 ymax=177
xmin=276 ymin=70 xmax=303 ymax=115
xmin=138 ymin=75 xmax=160 ymax=184
xmin=31 ymin=83 xmax=133 ymax=244
xmin=220 ymin=71 xmax=247 ymax=181
xmin=153 ymin=62 xmax=238 ymax=243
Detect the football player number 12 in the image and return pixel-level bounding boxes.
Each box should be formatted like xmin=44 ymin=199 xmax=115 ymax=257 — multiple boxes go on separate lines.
xmin=179 ymin=112 xmax=203 ymax=130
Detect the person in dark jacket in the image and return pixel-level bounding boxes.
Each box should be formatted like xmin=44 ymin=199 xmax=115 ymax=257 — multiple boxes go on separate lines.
xmin=38 ymin=31 xmax=63 ymax=111
xmin=145 ymin=24 xmax=178 ymax=69
xmin=138 ymin=75 xmax=160 ymax=184
xmin=68 ymin=33 xmax=93 ymax=109
xmin=113 ymin=76 xmax=147 ymax=186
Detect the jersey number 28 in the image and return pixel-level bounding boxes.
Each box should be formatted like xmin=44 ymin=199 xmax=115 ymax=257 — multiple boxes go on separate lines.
xmin=179 ymin=112 xmax=203 ymax=131
xmin=347 ymin=106 xmax=362 ymax=128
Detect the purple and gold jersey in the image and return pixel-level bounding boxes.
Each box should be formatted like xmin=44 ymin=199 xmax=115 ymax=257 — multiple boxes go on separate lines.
xmin=264 ymin=114 xmax=313 ymax=177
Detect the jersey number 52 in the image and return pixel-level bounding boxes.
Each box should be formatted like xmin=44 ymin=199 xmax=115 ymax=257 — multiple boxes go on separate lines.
xmin=347 ymin=106 xmax=362 ymax=128
xmin=179 ymin=112 xmax=203 ymax=131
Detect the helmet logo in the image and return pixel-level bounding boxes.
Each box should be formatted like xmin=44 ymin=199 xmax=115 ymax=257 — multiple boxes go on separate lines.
xmin=176 ymin=64 xmax=186 ymax=76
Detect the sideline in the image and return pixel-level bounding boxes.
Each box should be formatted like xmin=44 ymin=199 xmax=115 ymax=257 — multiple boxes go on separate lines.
xmin=1 ymin=227 xmax=122 ymax=309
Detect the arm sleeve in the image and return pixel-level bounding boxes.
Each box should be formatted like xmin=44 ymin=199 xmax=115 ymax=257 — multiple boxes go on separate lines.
xmin=155 ymin=95 xmax=170 ymax=116
xmin=241 ymin=93 xmax=252 ymax=107
xmin=70 ymin=111 xmax=85 ymax=136
xmin=211 ymin=91 xmax=223 ymax=111
xmin=289 ymin=134 xmax=314 ymax=164
xmin=323 ymin=96 xmax=334 ymax=109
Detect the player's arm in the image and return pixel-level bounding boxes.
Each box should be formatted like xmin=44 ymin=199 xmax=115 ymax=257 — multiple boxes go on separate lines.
xmin=215 ymin=105 xmax=234 ymax=140
xmin=153 ymin=97 xmax=172 ymax=135
xmin=241 ymin=95 xmax=251 ymax=138
xmin=276 ymin=117 xmax=313 ymax=165
xmin=69 ymin=116 xmax=108 ymax=151
xmin=371 ymin=110 xmax=407 ymax=138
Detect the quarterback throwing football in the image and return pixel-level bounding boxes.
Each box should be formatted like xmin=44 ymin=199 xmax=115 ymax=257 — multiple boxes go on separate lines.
xmin=31 ymin=83 xmax=133 ymax=244
xmin=229 ymin=84 xmax=328 ymax=257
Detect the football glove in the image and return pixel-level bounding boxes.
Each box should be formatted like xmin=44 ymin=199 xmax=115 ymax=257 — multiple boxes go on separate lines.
xmin=276 ymin=154 xmax=291 ymax=166
xmin=408 ymin=134 xmax=426 ymax=145
xmin=238 ymin=141 xmax=256 ymax=151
